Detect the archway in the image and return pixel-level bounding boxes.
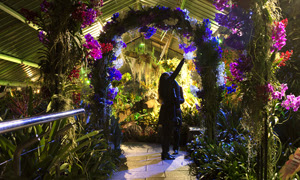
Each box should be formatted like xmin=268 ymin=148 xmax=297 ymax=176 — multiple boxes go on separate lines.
xmin=86 ymin=6 xmax=222 ymax=141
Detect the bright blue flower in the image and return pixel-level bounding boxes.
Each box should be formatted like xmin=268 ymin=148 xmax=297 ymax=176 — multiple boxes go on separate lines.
xmin=226 ymin=84 xmax=237 ymax=94
xmin=111 ymin=55 xmax=117 ymax=61
xmin=179 ymin=43 xmax=197 ymax=54
xmin=107 ymin=67 xmax=122 ymax=81
xmin=139 ymin=26 xmax=157 ymax=39
xmin=111 ymin=12 xmax=119 ymax=21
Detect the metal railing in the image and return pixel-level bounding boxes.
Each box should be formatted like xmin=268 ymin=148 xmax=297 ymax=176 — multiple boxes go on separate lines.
xmin=0 ymin=108 xmax=86 ymax=176
xmin=0 ymin=108 xmax=85 ymax=134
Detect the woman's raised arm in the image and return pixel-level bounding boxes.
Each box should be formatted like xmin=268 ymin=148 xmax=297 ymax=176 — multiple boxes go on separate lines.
xmin=169 ymin=58 xmax=185 ymax=81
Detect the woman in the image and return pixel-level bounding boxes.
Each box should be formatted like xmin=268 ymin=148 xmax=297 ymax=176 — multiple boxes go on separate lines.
xmin=158 ymin=58 xmax=185 ymax=160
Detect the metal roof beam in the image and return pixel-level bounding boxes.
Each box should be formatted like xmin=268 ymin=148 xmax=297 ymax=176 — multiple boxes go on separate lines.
xmin=159 ymin=34 xmax=173 ymax=61
xmin=0 ymin=53 xmax=39 ymax=68
xmin=0 ymin=2 xmax=38 ymax=30
xmin=0 ymin=79 xmax=40 ymax=87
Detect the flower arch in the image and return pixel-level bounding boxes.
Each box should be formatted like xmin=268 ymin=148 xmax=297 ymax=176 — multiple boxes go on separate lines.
xmin=85 ymin=6 xmax=222 ymax=138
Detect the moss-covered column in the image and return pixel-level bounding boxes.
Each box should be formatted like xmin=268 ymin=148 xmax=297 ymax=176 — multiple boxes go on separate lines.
xmin=90 ymin=53 xmax=113 ymax=138
xmin=201 ymin=67 xmax=219 ymax=141
xmin=241 ymin=1 xmax=274 ymax=179
xmin=193 ymin=20 xmax=222 ymax=142
xmin=38 ymin=0 xmax=83 ymax=112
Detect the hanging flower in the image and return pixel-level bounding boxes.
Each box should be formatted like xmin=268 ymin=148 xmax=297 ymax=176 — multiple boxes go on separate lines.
xmin=111 ymin=12 xmax=119 ymax=22
xmin=87 ymin=72 xmax=93 ymax=79
xmin=190 ymin=85 xmax=200 ymax=97
xmin=179 ymin=42 xmax=197 ymax=54
xmin=72 ymin=92 xmax=81 ymax=105
xmin=72 ymin=3 xmax=87 ymax=23
xmin=113 ymin=36 xmax=127 ymax=57
xmin=107 ymin=67 xmax=122 ymax=81
xmin=281 ymin=94 xmax=300 ymax=112
xmin=271 ymin=19 xmax=288 ymax=52
xmin=106 ymin=86 xmax=119 ymax=105
xmin=211 ymin=37 xmax=223 ymax=59
xmin=229 ymin=54 xmax=252 ymax=82
xmin=213 ymin=0 xmax=230 ymax=11
xmin=179 ymin=42 xmax=197 ymax=59
xmin=226 ymin=84 xmax=237 ymax=94
xmin=81 ymin=8 xmax=97 ymax=28
xmin=268 ymin=83 xmax=287 ymax=100
xmin=139 ymin=26 xmax=157 ymax=39
xmin=183 ymin=51 xmax=194 ymax=60
xmin=72 ymin=2 xmax=98 ymax=29
xmin=100 ymin=43 xmax=114 ymax=54
xmin=40 ymin=0 xmax=52 ymax=13
xmin=113 ymin=58 xmax=124 ymax=69
xmin=268 ymin=83 xmax=300 ymax=112
xmin=83 ymin=34 xmax=102 ymax=60
xmin=174 ymin=8 xmax=190 ymax=20
xmin=217 ymin=62 xmax=226 ymax=86
xmin=188 ymin=17 xmax=198 ymax=30
xmin=202 ymin=19 xmax=213 ymax=41
xmin=38 ymin=31 xmax=48 ymax=44
xmin=94 ymin=93 xmax=104 ymax=104
xmin=68 ymin=67 xmax=80 ymax=81
xmin=276 ymin=50 xmax=293 ymax=67
xmin=215 ymin=6 xmax=253 ymax=50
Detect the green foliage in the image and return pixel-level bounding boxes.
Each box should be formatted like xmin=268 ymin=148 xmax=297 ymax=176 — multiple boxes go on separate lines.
xmin=188 ymin=127 xmax=256 ymax=179
xmin=0 ymin=88 xmax=119 ymax=179
xmin=0 ymin=119 xmax=119 ymax=179
xmin=3 ymin=87 xmax=48 ymax=119
xmin=187 ymin=103 xmax=258 ymax=179
xmin=181 ymin=106 xmax=203 ymax=127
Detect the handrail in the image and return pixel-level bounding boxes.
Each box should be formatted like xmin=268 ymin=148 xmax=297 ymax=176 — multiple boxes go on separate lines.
xmin=0 ymin=108 xmax=85 ymax=134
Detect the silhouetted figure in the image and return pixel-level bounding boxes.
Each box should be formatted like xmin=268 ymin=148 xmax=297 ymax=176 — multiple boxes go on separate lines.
xmin=158 ymin=58 xmax=185 ymax=160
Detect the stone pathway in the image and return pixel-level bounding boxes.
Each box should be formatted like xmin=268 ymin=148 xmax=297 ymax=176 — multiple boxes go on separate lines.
xmin=110 ymin=142 xmax=196 ymax=180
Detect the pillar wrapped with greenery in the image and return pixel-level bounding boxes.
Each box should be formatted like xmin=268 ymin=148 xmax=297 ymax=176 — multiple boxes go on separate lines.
xmin=193 ymin=20 xmax=223 ymax=141
xmin=214 ymin=0 xmax=291 ymax=178
xmin=238 ymin=1 xmax=281 ymax=179
xmin=21 ymin=0 xmax=102 ymax=112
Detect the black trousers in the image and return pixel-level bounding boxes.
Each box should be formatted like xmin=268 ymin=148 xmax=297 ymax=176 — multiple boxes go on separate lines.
xmin=173 ymin=125 xmax=180 ymax=151
xmin=161 ymin=123 xmax=180 ymax=155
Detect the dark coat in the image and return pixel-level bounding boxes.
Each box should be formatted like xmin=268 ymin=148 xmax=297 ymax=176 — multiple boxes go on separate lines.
xmin=158 ymin=59 xmax=185 ymax=126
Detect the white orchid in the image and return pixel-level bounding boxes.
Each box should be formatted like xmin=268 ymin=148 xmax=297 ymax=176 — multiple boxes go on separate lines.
xmin=113 ymin=58 xmax=124 ymax=69
xmin=190 ymin=85 xmax=200 ymax=98
xmin=183 ymin=51 xmax=194 ymax=60
xmin=216 ymin=62 xmax=226 ymax=86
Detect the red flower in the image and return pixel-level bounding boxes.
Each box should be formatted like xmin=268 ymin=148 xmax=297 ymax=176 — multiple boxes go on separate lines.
xmin=72 ymin=92 xmax=81 ymax=105
xmin=100 ymin=43 xmax=114 ymax=53
xmin=68 ymin=67 xmax=80 ymax=81
xmin=276 ymin=50 xmax=293 ymax=67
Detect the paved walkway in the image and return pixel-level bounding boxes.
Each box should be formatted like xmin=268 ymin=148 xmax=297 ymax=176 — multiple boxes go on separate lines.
xmin=110 ymin=142 xmax=196 ymax=180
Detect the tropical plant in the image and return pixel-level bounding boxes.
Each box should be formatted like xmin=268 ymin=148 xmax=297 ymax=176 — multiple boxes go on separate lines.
xmin=0 ymin=115 xmax=118 ymax=179
xmin=187 ymin=125 xmax=256 ymax=179
xmin=181 ymin=106 xmax=203 ymax=127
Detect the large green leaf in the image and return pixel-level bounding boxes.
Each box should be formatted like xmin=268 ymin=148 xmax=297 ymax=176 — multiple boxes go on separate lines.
xmin=76 ymin=130 xmax=102 ymax=142
xmin=0 ymin=136 xmax=16 ymax=158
